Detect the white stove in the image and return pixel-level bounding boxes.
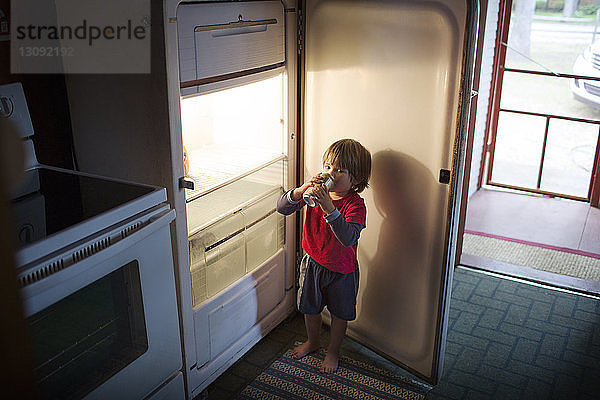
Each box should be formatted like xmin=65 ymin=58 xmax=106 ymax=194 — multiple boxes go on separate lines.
xmin=2 ymin=82 xmax=184 ymax=400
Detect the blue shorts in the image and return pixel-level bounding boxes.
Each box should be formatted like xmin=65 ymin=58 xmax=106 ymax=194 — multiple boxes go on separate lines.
xmin=297 ymin=255 xmax=359 ymax=321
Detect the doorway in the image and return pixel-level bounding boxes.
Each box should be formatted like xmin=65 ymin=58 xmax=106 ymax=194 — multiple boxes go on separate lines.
xmin=486 ymin=0 xmax=600 ymax=203
xmin=462 ymin=0 xmax=600 ymax=295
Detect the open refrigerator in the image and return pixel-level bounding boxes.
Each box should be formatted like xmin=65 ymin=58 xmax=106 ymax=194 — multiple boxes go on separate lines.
xmin=168 ymin=4 xmax=296 ymax=393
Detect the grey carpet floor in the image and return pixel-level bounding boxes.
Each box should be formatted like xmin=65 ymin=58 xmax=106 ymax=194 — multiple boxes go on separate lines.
xmin=427 ymin=267 xmax=600 ymax=399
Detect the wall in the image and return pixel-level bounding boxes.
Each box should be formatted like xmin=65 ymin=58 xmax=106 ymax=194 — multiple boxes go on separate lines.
xmin=468 ymin=0 xmax=500 ymax=198
xmin=65 ymin=0 xmax=173 ymax=189
xmin=0 ymin=0 xmax=75 ymax=170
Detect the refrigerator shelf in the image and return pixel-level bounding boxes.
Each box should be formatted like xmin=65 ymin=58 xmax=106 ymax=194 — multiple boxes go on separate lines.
xmin=186 ymin=158 xmax=284 ymax=237
xmin=184 ymin=153 xmax=286 ymax=203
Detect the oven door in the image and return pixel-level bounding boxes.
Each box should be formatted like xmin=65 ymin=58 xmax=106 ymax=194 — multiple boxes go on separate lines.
xmin=18 ymin=205 xmax=181 ymax=400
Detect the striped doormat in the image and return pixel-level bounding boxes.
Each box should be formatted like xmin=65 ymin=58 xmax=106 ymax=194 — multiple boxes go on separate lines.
xmin=462 ymin=232 xmax=600 ymax=281
xmin=237 ymin=347 xmax=425 ymax=400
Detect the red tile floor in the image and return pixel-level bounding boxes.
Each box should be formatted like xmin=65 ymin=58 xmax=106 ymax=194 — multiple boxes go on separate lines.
xmin=465 ymin=189 xmax=600 ymax=254
xmin=462 ymin=188 xmax=600 ymax=294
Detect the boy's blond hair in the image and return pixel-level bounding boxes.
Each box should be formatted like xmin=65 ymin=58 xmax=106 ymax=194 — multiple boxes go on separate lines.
xmin=322 ymin=139 xmax=371 ymax=193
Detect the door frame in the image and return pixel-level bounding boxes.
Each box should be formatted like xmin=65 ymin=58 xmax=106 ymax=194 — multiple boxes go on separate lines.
xmin=456 ymin=0 xmax=489 ymax=266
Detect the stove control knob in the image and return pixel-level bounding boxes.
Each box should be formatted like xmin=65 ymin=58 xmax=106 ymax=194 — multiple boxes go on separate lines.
xmin=18 ymin=223 xmax=35 ymax=244
xmin=0 ymin=96 xmax=14 ymax=118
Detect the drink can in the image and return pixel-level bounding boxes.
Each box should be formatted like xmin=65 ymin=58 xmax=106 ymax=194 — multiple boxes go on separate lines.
xmin=303 ymin=172 xmax=334 ymax=207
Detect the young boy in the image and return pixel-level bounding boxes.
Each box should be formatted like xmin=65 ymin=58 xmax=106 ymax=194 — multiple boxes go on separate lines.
xmin=276 ymin=138 xmax=371 ymax=373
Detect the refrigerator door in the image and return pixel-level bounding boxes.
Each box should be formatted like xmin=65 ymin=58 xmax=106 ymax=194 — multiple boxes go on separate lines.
xmin=302 ymin=0 xmax=477 ymax=384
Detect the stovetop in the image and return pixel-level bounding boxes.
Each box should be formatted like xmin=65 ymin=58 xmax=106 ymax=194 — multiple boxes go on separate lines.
xmin=10 ymin=166 xmax=166 ymax=267
xmin=1 ymin=82 xmax=168 ymax=268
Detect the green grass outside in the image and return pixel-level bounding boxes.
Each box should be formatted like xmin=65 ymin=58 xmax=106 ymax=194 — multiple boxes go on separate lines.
xmin=534 ymin=11 xmax=596 ymax=22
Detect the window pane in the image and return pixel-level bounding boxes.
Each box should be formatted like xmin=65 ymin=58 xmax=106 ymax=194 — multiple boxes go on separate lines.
xmin=500 ymin=72 xmax=600 ymax=121
xmin=540 ymin=119 xmax=599 ymax=198
xmin=491 ymin=111 xmax=546 ymax=188
xmin=505 ymin=11 xmax=592 ymax=76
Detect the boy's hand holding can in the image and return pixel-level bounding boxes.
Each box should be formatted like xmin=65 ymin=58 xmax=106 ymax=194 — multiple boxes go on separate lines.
xmin=292 ymin=173 xmax=329 ymax=202
xmin=303 ymin=172 xmax=334 ymax=208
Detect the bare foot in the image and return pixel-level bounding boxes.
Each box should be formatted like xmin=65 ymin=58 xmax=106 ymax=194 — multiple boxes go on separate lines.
xmin=320 ymin=352 xmax=339 ymax=373
xmin=291 ymin=341 xmax=319 ymax=359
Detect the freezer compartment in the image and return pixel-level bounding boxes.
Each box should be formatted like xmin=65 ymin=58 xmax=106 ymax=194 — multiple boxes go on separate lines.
xmin=176 ymin=1 xmax=285 ymax=95
xmin=188 ymin=186 xmax=284 ymax=306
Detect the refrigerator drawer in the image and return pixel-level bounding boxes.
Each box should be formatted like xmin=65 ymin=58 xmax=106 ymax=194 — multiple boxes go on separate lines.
xmin=188 ymin=188 xmax=283 ymax=305
xmin=206 ymin=258 xmax=285 ymax=359
xmin=205 ymin=233 xmax=246 ymax=299
xmin=189 ymin=212 xmax=245 ymax=304
xmin=245 ymin=212 xmax=284 ymax=272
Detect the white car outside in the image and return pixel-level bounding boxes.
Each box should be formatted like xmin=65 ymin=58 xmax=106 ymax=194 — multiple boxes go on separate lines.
xmin=571 ymin=39 xmax=600 ymax=109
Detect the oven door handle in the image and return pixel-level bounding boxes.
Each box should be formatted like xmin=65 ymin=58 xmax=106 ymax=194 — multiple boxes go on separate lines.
xmin=20 ymin=208 xmax=176 ymax=316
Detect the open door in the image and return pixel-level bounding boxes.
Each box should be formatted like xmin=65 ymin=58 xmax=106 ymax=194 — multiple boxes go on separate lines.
xmin=300 ymin=0 xmax=477 ymax=384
